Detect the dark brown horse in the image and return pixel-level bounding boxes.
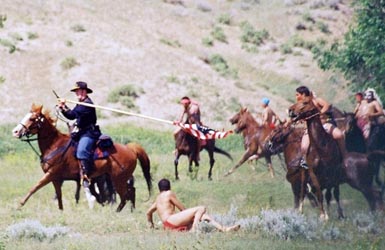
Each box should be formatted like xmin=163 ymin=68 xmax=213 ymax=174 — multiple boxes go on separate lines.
xmin=264 ymin=125 xmax=320 ymax=210
xmin=265 ymin=124 xmax=384 ymax=215
xmin=225 ymin=107 xmax=275 ymax=177
xmin=343 ymin=112 xmax=385 ymax=194
xmin=12 ymin=104 xmax=152 ymax=212
xmin=288 ymin=97 xmax=345 ymax=220
xmin=174 ymin=129 xmax=232 ymax=180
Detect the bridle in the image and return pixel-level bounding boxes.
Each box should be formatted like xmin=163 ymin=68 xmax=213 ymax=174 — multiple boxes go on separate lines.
xmin=18 ymin=112 xmax=46 ymax=158
xmin=290 ymin=103 xmax=320 ymax=123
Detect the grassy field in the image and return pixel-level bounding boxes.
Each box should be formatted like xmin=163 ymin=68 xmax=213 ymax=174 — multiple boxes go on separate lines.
xmin=0 ymin=124 xmax=384 ymax=250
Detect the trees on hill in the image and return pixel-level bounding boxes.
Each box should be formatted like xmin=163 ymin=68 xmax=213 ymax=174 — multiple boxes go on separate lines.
xmin=315 ymin=0 xmax=385 ymax=99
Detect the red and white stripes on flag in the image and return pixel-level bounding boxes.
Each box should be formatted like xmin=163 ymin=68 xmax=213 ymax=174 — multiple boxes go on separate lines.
xmin=173 ymin=122 xmax=233 ymax=140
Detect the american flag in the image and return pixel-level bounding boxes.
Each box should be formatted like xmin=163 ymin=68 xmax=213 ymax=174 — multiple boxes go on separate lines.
xmin=174 ymin=121 xmax=233 ymax=140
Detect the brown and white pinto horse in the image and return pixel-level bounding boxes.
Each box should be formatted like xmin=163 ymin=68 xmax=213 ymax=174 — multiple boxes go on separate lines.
xmin=12 ymin=104 xmax=152 ymax=212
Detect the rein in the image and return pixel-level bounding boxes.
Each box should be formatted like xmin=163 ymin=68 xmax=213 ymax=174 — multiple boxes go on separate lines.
xmin=303 ymin=111 xmax=320 ymax=121
xmin=21 ymin=136 xmax=41 ymax=158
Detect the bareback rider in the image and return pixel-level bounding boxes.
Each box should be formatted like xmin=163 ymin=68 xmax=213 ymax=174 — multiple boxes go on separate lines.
xmin=292 ymin=86 xmax=344 ymax=169
xmin=58 ymin=81 xmax=101 ymax=188
xmin=173 ymin=96 xmax=204 ymax=159
xmin=355 ymin=89 xmax=384 ymax=139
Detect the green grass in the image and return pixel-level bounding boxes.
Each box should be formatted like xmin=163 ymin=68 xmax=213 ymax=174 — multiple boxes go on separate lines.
xmin=1 ymin=124 xmax=384 ymax=249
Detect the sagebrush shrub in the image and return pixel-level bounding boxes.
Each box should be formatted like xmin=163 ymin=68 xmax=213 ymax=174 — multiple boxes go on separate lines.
xmin=6 ymin=219 xmax=69 ymax=242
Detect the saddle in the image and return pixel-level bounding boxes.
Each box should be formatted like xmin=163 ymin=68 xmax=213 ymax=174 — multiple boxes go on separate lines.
xmin=94 ymin=135 xmax=115 ymax=159
xmin=72 ymin=134 xmax=115 ymax=160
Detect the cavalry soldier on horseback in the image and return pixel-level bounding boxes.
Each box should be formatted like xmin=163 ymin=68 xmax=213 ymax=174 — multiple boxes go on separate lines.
xmin=290 ymin=86 xmax=343 ymax=169
xmin=58 ymin=81 xmax=101 ymax=188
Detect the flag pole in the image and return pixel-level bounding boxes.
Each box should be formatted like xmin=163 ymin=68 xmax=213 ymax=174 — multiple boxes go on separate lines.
xmin=64 ymin=99 xmax=174 ymax=125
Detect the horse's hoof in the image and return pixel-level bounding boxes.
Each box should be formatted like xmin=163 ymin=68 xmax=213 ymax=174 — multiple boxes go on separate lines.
xmin=320 ymin=213 xmax=329 ymax=221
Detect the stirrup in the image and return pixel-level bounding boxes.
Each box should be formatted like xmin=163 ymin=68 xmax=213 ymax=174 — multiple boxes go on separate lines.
xmin=300 ymin=158 xmax=309 ymax=170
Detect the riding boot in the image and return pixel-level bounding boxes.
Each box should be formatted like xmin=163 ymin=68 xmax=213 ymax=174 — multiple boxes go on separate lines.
xmin=299 ymin=156 xmax=309 ymax=170
xmin=80 ymin=159 xmax=96 ymax=208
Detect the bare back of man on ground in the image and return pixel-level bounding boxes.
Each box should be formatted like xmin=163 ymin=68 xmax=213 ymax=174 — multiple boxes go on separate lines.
xmin=146 ymin=178 xmax=240 ymax=232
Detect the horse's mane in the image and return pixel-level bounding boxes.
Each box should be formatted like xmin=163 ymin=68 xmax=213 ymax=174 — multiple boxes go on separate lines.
xmin=31 ymin=103 xmax=57 ymax=127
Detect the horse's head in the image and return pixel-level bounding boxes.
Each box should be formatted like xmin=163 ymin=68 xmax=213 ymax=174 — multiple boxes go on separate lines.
xmin=264 ymin=125 xmax=290 ymax=154
xmin=230 ymin=107 xmax=251 ymax=133
xmin=288 ymin=97 xmax=318 ymax=122
xmin=229 ymin=107 xmax=247 ymax=125
xmin=12 ymin=104 xmax=47 ymax=139
xmin=343 ymin=112 xmax=357 ymax=134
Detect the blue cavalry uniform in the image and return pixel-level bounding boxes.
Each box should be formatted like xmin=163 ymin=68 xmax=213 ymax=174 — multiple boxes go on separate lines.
xmin=60 ymin=81 xmax=101 ymax=187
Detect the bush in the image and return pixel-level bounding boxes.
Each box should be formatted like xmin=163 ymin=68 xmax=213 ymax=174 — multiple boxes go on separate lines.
xmin=60 ymin=57 xmax=79 ymax=70
xmin=6 ymin=220 xmax=70 ymax=242
xmin=316 ymin=21 xmax=330 ymax=34
xmin=211 ymin=26 xmax=227 ymax=43
xmin=0 ymin=14 xmax=6 ymax=28
xmin=71 ymin=24 xmax=86 ymax=32
xmin=0 ymin=38 xmax=16 ymax=53
xmin=159 ymin=38 xmax=181 ymax=48
xmin=238 ymin=209 xmax=319 ymax=240
xmin=280 ymin=43 xmax=293 ymax=54
xmin=107 ymin=84 xmax=144 ymax=110
xmin=208 ymin=54 xmax=238 ymax=78
xmin=27 ymin=32 xmax=39 ymax=40
xmin=217 ymin=13 xmax=231 ymax=25
xmin=240 ymin=21 xmax=269 ymax=49
xmin=202 ymin=36 xmax=214 ymax=47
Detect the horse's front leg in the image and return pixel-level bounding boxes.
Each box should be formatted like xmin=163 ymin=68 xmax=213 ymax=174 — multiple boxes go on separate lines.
xmin=265 ymin=155 xmax=275 ymax=178
xmin=174 ymin=153 xmax=180 ymax=180
xmin=75 ymin=179 xmax=81 ymax=204
xmin=207 ymin=150 xmax=215 ymax=181
xmin=52 ymin=180 xmax=64 ymax=210
xmin=299 ymin=168 xmax=306 ymax=213
xmin=20 ymin=172 xmax=53 ymax=208
xmin=308 ymin=168 xmax=328 ymax=221
xmin=224 ymin=148 xmax=253 ymax=176
xmin=333 ymin=186 xmax=344 ymax=219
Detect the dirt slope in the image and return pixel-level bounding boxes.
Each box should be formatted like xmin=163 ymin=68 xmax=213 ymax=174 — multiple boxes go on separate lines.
xmin=0 ymin=0 xmax=353 ymax=130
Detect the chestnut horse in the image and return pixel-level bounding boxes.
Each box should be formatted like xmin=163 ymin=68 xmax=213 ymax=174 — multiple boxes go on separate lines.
xmin=288 ymin=97 xmax=345 ymax=220
xmin=174 ymin=129 xmax=232 ymax=180
xmin=225 ymin=107 xmax=275 ymax=177
xmin=12 ymin=104 xmax=152 ymax=212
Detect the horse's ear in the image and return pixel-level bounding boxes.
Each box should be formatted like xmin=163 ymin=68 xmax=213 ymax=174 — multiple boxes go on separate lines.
xmin=241 ymin=107 xmax=248 ymax=113
xmin=31 ymin=103 xmax=43 ymax=113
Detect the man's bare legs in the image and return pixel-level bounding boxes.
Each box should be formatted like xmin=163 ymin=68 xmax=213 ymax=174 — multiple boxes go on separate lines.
xmin=165 ymin=206 xmax=240 ymax=232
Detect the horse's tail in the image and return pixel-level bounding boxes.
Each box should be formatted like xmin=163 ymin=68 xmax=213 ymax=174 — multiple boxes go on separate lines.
xmin=127 ymin=142 xmax=153 ymax=197
xmin=213 ymin=146 xmax=233 ymax=161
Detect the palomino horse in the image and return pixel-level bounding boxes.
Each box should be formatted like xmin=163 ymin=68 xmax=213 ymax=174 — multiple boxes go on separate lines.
xmin=225 ymin=107 xmax=275 ymax=177
xmin=12 ymin=104 xmax=152 ymax=212
xmin=174 ymin=129 xmax=232 ymax=180
xmin=288 ymin=97 xmax=345 ymax=220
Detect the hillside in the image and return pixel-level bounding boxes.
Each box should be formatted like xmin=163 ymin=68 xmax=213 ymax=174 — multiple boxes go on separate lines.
xmin=0 ymin=0 xmax=354 ymax=130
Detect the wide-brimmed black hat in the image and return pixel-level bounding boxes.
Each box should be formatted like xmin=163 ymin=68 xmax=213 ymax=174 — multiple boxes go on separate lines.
xmin=70 ymin=81 xmax=93 ymax=93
